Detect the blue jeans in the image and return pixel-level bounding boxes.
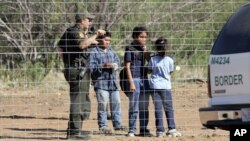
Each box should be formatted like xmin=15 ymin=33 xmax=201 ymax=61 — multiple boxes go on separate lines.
xmin=95 ymin=88 xmax=122 ymax=128
xmin=153 ymin=89 xmax=176 ymax=132
xmin=125 ymin=78 xmax=140 ymax=133
xmin=139 ymin=78 xmax=152 ymax=133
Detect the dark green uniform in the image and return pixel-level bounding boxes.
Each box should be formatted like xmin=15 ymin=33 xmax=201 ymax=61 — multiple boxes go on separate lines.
xmin=58 ymin=24 xmax=91 ymax=134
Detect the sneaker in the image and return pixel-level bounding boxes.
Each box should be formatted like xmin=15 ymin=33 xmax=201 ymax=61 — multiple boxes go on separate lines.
xmin=127 ymin=132 xmax=135 ymax=137
xmin=114 ymin=126 xmax=128 ymax=131
xmin=99 ymin=127 xmax=113 ymax=134
xmin=166 ymin=129 xmax=182 ymax=137
xmin=156 ymin=132 xmax=164 ymax=137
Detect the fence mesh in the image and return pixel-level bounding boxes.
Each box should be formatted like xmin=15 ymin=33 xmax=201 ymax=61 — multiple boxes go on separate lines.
xmin=1 ymin=0 xmax=248 ymax=140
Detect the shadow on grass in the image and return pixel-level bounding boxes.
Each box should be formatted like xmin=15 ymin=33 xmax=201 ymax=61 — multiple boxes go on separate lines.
xmin=0 ymin=114 xmax=68 ymax=120
xmin=6 ymin=128 xmax=65 ymax=133
xmin=0 ymin=115 xmax=35 ymax=119
xmin=0 ymin=135 xmax=67 ymax=140
xmin=4 ymin=128 xmax=127 ymax=139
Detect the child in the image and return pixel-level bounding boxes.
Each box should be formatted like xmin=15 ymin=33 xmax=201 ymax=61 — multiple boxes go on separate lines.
xmin=89 ymin=31 xmax=127 ymax=134
xmin=123 ymin=26 xmax=152 ymax=137
xmin=147 ymin=37 xmax=182 ymax=137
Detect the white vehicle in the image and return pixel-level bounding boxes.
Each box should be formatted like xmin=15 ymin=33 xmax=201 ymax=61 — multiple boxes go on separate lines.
xmin=199 ymin=3 xmax=250 ymax=130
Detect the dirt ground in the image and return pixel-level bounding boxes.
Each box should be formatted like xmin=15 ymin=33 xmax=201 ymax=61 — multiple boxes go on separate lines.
xmin=0 ymin=72 xmax=229 ymax=141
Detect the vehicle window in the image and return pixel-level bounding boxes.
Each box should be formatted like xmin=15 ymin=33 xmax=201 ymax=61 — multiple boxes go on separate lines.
xmin=211 ymin=4 xmax=250 ymax=55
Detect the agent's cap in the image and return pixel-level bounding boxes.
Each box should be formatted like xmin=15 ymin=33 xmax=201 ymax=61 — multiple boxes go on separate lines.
xmin=75 ymin=10 xmax=95 ymax=21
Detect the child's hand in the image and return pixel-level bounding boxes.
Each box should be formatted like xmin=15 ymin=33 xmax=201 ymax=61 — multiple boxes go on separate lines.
xmin=112 ymin=63 xmax=118 ymax=70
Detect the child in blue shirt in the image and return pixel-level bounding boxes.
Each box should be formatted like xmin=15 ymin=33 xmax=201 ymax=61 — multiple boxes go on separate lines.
xmin=89 ymin=31 xmax=127 ymax=133
xmin=147 ymin=37 xmax=182 ymax=137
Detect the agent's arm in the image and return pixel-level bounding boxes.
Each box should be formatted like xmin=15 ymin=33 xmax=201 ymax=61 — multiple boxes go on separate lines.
xmin=79 ymin=29 xmax=106 ymax=49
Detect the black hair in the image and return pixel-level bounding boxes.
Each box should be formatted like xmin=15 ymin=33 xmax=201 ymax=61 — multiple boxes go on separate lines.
xmin=76 ymin=19 xmax=82 ymax=23
xmin=132 ymin=26 xmax=148 ymax=39
xmin=96 ymin=31 xmax=112 ymax=40
xmin=155 ymin=37 xmax=169 ymax=57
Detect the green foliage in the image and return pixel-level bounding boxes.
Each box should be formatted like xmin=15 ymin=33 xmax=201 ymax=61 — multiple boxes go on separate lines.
xmin=24 ymin=62 xmax=46 ymax=82
xmin=1 ymin=61 xmax=46 ymax=87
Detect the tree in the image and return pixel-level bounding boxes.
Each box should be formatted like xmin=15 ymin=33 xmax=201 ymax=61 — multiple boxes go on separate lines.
xmin=0 ymin=0 xmax=249 ymax=85
xmin=0 ymin=0 xmax=75 ymax=84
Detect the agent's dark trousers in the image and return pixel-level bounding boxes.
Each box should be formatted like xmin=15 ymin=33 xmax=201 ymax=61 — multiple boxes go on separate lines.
xmin=64 ymin=67 xmax=91 ymax=133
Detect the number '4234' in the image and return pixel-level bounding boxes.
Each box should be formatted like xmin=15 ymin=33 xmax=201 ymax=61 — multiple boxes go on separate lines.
xmin=211 ymin=56 xmax=230 ymax=64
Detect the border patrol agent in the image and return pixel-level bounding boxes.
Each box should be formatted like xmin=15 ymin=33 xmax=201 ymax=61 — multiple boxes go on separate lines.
xmin=57 ymin=10 xmax=106 ymax=139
